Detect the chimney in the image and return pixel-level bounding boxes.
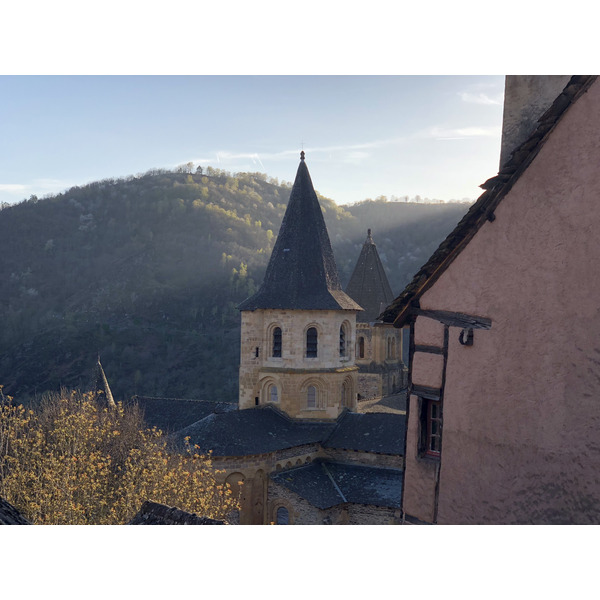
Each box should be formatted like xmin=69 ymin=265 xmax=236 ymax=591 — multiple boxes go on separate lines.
xmin=499 ymin=75 xmax=571 ymax=168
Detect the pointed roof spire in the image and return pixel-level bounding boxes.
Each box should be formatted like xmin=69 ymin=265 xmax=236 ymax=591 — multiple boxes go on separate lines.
xmin=239 ymin=156 xmax=362 ymax=311
xmin=345 ymin=229 xmax=394 ymax=322
xmin=95 ymin=355 xmax=116 ymax=408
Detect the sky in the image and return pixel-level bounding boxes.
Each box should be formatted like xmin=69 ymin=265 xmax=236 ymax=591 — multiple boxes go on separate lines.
xmin=0 ymin=75 xmax=505 ymax=206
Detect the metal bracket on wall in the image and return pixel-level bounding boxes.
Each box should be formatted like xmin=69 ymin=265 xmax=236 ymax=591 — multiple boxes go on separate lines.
xmin=458 ymin=327 xmax=474 ymax=346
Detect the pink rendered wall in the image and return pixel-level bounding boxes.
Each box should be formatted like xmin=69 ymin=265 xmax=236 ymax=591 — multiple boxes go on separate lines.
xmin=406 ymin=79 xmax=600 ymax=524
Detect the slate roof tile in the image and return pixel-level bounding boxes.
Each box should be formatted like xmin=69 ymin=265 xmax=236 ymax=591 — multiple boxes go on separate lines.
xmin=171 ymin=405 xmax=406 ymax=458
xmin=238 ymin=155 xmax=361 ymax=312
xmin=0 ymin=497 xmax=31 ymax=525
xmin=345 ymin=229 xmax=395 ymax=322
xmin=128 ymin=501 xmax=225 ymax=525
xmin=323 ymin=411 xmax=406 ymax=454
xmin=172 ymin=405 xmax=336 ymax=456
xmin=131 ymin=396 xmax=236 ymax=434
xmin=270 ymin=459 xmax=403 ymax=509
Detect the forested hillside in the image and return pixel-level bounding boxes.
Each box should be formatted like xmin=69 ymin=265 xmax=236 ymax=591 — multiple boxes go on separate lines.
xmin=0 ymin=167 xmax=471 ymax=402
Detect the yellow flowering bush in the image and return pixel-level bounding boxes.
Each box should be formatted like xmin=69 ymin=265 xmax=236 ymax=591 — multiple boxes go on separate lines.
xmin=0 ymin=387 xmax=237 ymax=524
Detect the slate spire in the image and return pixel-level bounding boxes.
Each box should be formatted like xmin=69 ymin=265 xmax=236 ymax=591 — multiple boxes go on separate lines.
xmin=239 ymin=154 xmax=362 ymax=311
xmin=345 ymin=229 xmax=394 ymax=322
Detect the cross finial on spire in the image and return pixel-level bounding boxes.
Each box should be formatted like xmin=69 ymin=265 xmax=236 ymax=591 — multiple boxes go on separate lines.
xmin=300 ymin=150 xmax=305 ymax=161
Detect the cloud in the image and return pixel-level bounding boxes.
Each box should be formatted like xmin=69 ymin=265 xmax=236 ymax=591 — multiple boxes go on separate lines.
xmin=190 ymin=138 xmax=403 ymax=168
xmin=459 ymin=91 xmax=503 ymax=106
xmin=0 ymin=184 xmax=28 ymax=194
xmin=425 ymin=125 xmax=502 ymax=140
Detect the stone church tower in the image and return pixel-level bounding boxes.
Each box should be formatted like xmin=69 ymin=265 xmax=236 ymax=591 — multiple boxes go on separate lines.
xmin=345 ymin=229 xmax=406 ymax=399
xmin=238 ymin=152 xmax=363 ymax=419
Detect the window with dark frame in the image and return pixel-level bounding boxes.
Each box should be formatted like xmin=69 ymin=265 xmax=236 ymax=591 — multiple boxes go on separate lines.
xmin=276 ymin=506 xmax=289 ymax=525
xmin=358 ymin=336 xmax=365 ymax=359
xmin=272 ymin=327 xmax=282 ymax=357
xmin=420 ymin=397 xmax=442 ymax=458
xmin=306 ymin=327 xmax=318 ymax=358
xmin=307 ymin=385 xmax=317 ymax=408
xmin=339 ymin=324 xmax=346 ymax=357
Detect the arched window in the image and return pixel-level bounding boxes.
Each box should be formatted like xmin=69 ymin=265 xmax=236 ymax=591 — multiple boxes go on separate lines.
xmin=339 ymin=324 xmax=346 ymax=357
xmin=276 ymin=506 xmax=289 ymax=525
xmin=307 ymin=385 xmax=317 ymax=408
xmin=391 ymin=337 xmax=396 ymax=359
xmin=306 ymin=327 xmax=318 ymax=358
xmin=387 ymin=337 xmax=392 ymax=358
xmin=341 ymin=378 xmax=352 ymax=408
xmin=358 ymin=336 xmax=365 ymax=359
xmin=269 ymin=384 xmax=279 ymax=403
xmin=272 ymin=327 xmax=282 ymax=357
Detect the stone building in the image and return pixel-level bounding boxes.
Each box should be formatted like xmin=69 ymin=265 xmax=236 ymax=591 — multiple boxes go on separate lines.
xmin=381 ymin=75 xmax=600 ymax=524
xmin=163 ymin=153 xmax=406 ymax=524
xmin=237 ymin=151 xmax=362 ymax=419
xmin=345 ymin=229 xmax=407 ymax=399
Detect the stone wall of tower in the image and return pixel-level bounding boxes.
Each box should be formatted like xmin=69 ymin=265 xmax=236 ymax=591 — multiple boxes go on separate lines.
xmin=354 ymin=322 xmax=406 ymax=399
xmin=239 ymin=308 xmax=359 ymax=419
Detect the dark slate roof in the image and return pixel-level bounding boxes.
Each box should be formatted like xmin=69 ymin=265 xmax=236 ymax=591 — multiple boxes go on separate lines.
xmin=270 ymin=459 xmax=403 ymax=509
xmin=172 ymin=405 xmax=337 ymax=456
xmin=128 ymin=501 xmax=225 ymax=525
xmin=238 ymin=154 xmax=362 ymax=312
xmin=171 ymin=405 xmax=406 ymax=458
xmin=0 ymin=497 xmax=31 ymax=525
xmin=345 ymin=229 xmax=395 ymax=322
xmin=380 ymin=75 xmax=598 ymax=327
xmin=131 ymin=396 xmax=236 ymax=434
xmin=323 ymin=411 xmax=406 ymax=454
xmin=358 ymin=390 xmax=407 ymax=415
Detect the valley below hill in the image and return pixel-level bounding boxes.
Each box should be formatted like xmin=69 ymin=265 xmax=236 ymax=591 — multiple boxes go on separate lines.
xmin=0 ymin=168 xmax=472 ymax=403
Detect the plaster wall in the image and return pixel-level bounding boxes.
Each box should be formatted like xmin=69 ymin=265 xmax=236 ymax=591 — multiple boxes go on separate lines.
xmin=412 ymin=352 xmax=444 ymax=389
xmin=402 ymin=393 xmax=438 ymax=522
xmin=408 ymin=78 xmax=600 ymax=523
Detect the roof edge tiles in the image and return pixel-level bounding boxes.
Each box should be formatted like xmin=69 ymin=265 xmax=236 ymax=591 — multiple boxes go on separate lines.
xmin=238 ymin=155 xmax=362 ymax=312
xmin=379 ymin=75 xmax=597 ymax=327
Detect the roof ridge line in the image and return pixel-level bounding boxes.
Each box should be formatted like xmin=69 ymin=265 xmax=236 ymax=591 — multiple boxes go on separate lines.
xmin=320 ymin=461 xmax=348 ymax=503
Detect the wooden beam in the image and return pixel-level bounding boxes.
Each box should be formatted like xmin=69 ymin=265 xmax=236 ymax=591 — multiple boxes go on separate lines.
xmin=411 ymin=384 xmax=441 ymax=400
xmin=412 ymin=308 xmax=491 ymax=330
xmin=414 ymin=344 xmax=444 ymax=355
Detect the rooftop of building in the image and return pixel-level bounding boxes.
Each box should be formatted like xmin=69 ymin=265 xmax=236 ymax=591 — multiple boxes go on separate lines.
xmin=170 ymin=404 xmax=406 ymax=458
xmin=270 ymin=459 xmax=403 ymax=509
xmin=130 ymin=395 xmax=236 ymax=434
xmin=128 ymin=500 xmax=225 ymax=525
xmin=345 ymin=229 xmax=395 ymax=322
xmin=238 ymin=153 xmax=362 ymax=312
xmin=0 ymin=497 xmax=31 ymax=525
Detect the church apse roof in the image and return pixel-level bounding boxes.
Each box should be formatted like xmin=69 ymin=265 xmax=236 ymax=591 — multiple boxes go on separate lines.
xmin=169 ymin=405 xmax=406 ymax=458
xmin=238 ymin=153 xmax=362 ymax=312
xmin=270 ymin=459 xmax=403 ymax=509
xmin=345 ymin=229 xmax=395 ymax=322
